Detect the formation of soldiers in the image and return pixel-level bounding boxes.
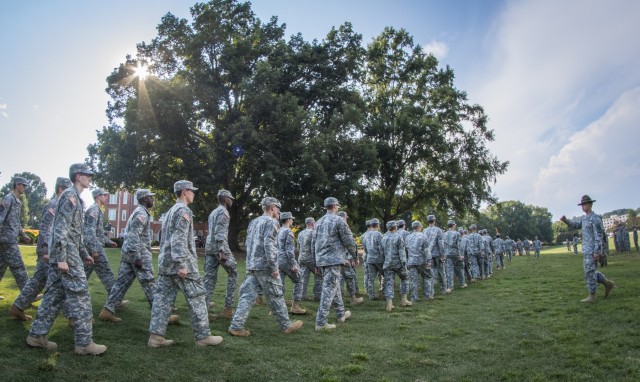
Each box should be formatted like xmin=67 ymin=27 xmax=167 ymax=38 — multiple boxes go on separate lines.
xmin=612 ymin=223 xmax=632 ymax=253
xmin=1 ymin=168 xmax=621 ymax=354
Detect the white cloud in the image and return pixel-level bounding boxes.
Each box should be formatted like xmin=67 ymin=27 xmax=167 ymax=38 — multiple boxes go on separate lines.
xmin=536 ymin=87 xmax=640 ymax=216
xmin=0 ymin=102 xmax=7 ymax=118
xmin=469 ymin=0 xmax=640 ymax=218
xmin=423 ymin=40 xmax=449 ymax=59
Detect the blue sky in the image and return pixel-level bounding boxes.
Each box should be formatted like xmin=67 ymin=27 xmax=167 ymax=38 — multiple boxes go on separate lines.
xmin=1 ymin=0 xmax=639 ymax=220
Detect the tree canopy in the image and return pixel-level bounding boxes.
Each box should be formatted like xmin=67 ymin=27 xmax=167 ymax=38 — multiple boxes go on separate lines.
xmin=88 ymin=0 xmax=507 ymax=248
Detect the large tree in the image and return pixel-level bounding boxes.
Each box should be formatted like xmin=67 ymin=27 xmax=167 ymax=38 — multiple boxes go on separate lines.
xmin=361 ymin=27 xmax=508 ymax=223
xmin=88 ymin=0 xmax=373 ymax=249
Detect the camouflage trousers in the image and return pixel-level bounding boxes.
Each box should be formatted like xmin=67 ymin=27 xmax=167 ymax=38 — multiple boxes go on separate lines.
xmin=340 ymin=262 xmax=359 ymax=296
xmin=583 ymin=254 xmax=606 ymax=294
xmin=229 ymin=270 xmax=291 ymax=331
xmin=365 ymin=262 xmax=385 ymax=299
xmin=464 ymin=255 xmax=473 ymax=281
xmin=478 ymin=255 xmax=489 ymax=278
xmin=469 ymin=254 xmax=480 ymax=279
xmin=505 ymin=250 xmax=513 ymax=263
xmin=204 ymin=253 xmax=238 ymax=309
xmin=573 ymin=245 xmax=578 ymax=254
xmin=408 ymin=264 xmax=432 ymax=301
xmin=29 ymin=265 xmax=93 ymax=346
xmin=525 ymin=249 xmax=530 ymax=256
xmin=495 ymin=253 xmax=504 ymax=269
xmin=487 ymin=254 xmax=494 ymax=275
xmin=316 ymin=265 xmax=348 ymax=327
xmin=83 ymin=251 xmax=116 ymax=294
xmin=104 ymin=260 xmax=155 ymax=314
xmin=534 ymin=249 xmax=540 ymax=258
xmin=300 ymin=264 xmax=322 ymax=301
xmin=279 ymin=266 xmax=303 ymax=301
xmin=445 ymin=255 xmax=466 ymax=289
xmin=150 ymin=274 xmax=210 ymax=341
xmin=0 ymin=243 xmax=28 ymax=290
xmin=430 ymin=257 xmax=447 ymax=294
xmin=383 ymin=266 xmax=408 ymax=300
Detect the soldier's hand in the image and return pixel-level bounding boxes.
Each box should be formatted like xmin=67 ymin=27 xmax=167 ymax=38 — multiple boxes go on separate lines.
xmin=134 ymin=259 xmax=143 ymax=270
xmin=22 ymin=236 xmax=32 ymax=244
xmin=43 ymin=254 xmax=49 ymax=263
xmin=109 ymin=242 xmax=118 ymax=248
xmin=271 ymin=269 xmax=280 ymax=278
xmin=219 ymin=251 xmax=227 ymax=263
xmin=92 ymin=252 xmax=99 ymax=260
xmin=178 ymin=268 xmax=188 ymax=279
xmin=57 ymin=261 xmax=69 ymax=272
xmin=593 ymin=253 xmax=601 ymax=261
xmin=292 ymin=265 xmax=300 ymax=273
xmin=344 ymin=260 xmax=350 ymax=266
xmin=84 ymin=256 xmax=95 ymax=266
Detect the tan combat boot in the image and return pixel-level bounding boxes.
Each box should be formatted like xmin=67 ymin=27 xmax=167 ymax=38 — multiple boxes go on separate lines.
xmin=290 ymin=301 xmax=307 ymax=315
xmin=34 ymin=294 xmax=43 ymax=302
xmin=220 ymin=307 xmax=234 ymax=319
xmin=282 ymin=320 xmax=303 ymax=334
xmin=26 ymin=335 xmax=58 ymax=350
xmin=255 ymin=295 xmax=265 ymax=305
xmin=386 ymin=299 xmax=395 ymax=312
xmin=350 ymin=295 xmax=364 ymax=305
xmin=148 ymin=334 xmax=175 ymax=348
xmin=168 ymin=315 xmax=180 ymax=324
xmin=315 ymin=323 xmax=336 ymax=331
xmin=580 ymin=293 xmax=596 ymax=303
xmin=400 ymin=294 xmax=413 ymax=307
xmin=116 ymin=300 xmax=129 ymax=308
xmin=195 ymin=335 xmax=223 ymax=346
xmin=604 ymin=279 xmax=616 ymax=298
xmin=337 ymin=310 xmax=351 ymax=323
xmin=9 ymin=305 xmax=33 ymax=321
xmin=228 ymin=328 xmax=251 ymax=337
xmin=74 ymin=342 xmax=107 ymax=355
xmin=98 ymin=308 xmax=121 ymax=322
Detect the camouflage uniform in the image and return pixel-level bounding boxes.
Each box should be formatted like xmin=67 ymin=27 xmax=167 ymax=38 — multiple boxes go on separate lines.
xmin=493 ymin=236 xmax=505 ymax=269
xmin=633 ymin=227 xmax=638 ymax=252
xmin=298 ymin=225 xmax=321 ymax=301
xmin=0 ymin=191 xmax=29 ymax=290
xmin=104 ymin=201 xmax=156 ymax=314
xmin=443 ymin=226 xmax=465 ymax=289
xmin=204 ymin=203 xmax=238 ymax=310
xmin=14 ymin=191 xmax=68 ymax=311
xmin=364 ymin=227 xmax=385 ymax=299
xmin=424 ymin=225 xmax=446 ymax=295
xmin=229 ymin=204 xmax=293 ymax=332
xmin=481 ymin=231 xmax=494 ymax=277
xmin=83 ymin=201 xmax=117 ymax=293
xmin=459 ymin=229 xmax=473 ymax=281
xmin=465 ymin=228 xmax=484 ymax=280
xmin=564 ymin=211 xmax=608 ymax=294
xmin=516 ymin=239 xmax=524 ymax=256
xmin=312 ymin=208 xmax=355 ymax=327
xmin=504 ymin=237 xmax=514 ymax=263
xmin=382 ymin=228 xmax=408 ymax=300
xmin=277 ymin=225 xmax=303 ymax=301
xmin=533 ymin=239 xmax=541 ymax=258
xmin=572 ymin=236 xmax=579 ymax=254
xmin=150 ymin=183 xmax=211 ymax=341
xmin=523 ymin=239 xmax=531 ymax=256
xmin=337 ymin=214 xmax=359 ymax=297
xmin=359 ymin=224 xmax=371 ymax=293
xmin=29 ymin=185 xmax=95 ymax=347
xmin=406 ymin=229 xmax=431 ymax=301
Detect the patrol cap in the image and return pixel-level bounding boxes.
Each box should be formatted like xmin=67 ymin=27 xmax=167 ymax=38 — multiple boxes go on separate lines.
xmin=427 ymin=214 xmax=436 ymax=222
xmin=136 ymin=189 xmax=155 ymax=199
xmin=337 ymin=211 xmax=348 ymax=219
xmin=411 ymin=221 xmax=422 ymax=229
xmin=69 ymin=163 xmax=94 ymax=178
xmin=397 ymin=219 xmax=406 ymax=227
xmin=174 ymin=180 xmax=198 ymax=192
xmin=13 ymin=176 xmax=28 ymax=186
xmin=261 ymin=196 xmax=281 ymax=209
xmin=305 ymin=217 xmax=315 ymax=225
xmin=505 ymin=235 xmax=510 ymax=239
xmin=458 ymin=228 xmax=464 ymax=234
xmin=469 ymin=224 xmax=477 ymax=230
xmin=217 ymin=189 xmax=234 ymax=199
xmin=55 ymin=177 xmax=72 ymax=189
xmin=92 ymin=188 xmax=109 ymax=199
xmin=447 ymin=219 xmax=456 ymax=227
xmin=463 ymin=229 xmax=468 ymax=234
xmin=365 ymin=219 xmax=372 ymax=227
xmin=280 ymin=212 xmax=294 ymax=220
xmin=386 ymin=220 xmax=397 ymax=229
xmin=578 ymin=194 xmax=596 ymax=205
xmin=323 ymin=197 xmax=340 ymax=208
xmin=370 ymin=218 xmax=380 ymax=225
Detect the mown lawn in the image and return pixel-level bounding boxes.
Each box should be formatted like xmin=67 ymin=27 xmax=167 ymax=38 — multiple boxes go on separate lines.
xmin=1 ymin=243 xmax=639 ymax=382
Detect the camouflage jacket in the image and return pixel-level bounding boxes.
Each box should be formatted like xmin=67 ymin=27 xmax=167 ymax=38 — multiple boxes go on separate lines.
xmin=83 ymin=204 xmax=114 ymax=255
xmin=493 ymin=238 xmax=505 ymax=254
xmin=312 ymin=212 xmax=356 ymax=267
xmin=245 ymin=215 xmax=279 ymax=272
xmin=363 ymin=230 xmax=384 ymax=264
xmin=482 ymin=235 xmax=495 ymax=255
xmin=465 ymin=232 xmax=485 ymax=256
xmin=277 ymin=226 xmax=297 ymax=270
xmin=297 ymin=228 xmax=315 ymax=268
xmin=424 ymin=226 xmax=445 ymax=257
xmin=406 ymin=231 xmax=430 ymax=265
xmin=564 ymin=212 xmax=603 ymax=255
xmin=443 ymin=229 xmax=463 ymax=257
xmin=382 ymin=231 xmax=406 ymax=270
xmin=0 ymin=192 xmax=25 ymax=243
xmin=36 ymin=197 xmax=58 ymax=257
xmin=48 ymin=187 xmax=89 ymax=265
xmin=121 ymin=205 xmax=153 ymax=266
xmin=205 ymin=204 xmax=230 ymax=256
xmin=158 ymin=201 xmax=198 ymax=276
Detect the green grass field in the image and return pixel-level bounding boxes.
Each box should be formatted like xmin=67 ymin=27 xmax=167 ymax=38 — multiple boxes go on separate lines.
xmin=1 ymin=243 xmax=639 ymax=382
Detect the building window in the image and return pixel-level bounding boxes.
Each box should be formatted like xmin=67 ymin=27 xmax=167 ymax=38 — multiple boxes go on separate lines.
xmin=109 ymin=194 xmax=118 ymax=204
xmin=133 ymin=197 xmax=138 ymax=206
xmin=108 ymin=209 xmax=117 ymax=221
xmin=121 ymin=210 xmax=127 ymax=222
xmin=123 ymin=192 xmax=128 ymax=204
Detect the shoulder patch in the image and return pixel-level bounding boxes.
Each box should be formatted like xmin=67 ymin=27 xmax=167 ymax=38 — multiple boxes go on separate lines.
xmin=69 ymin=196 xmax=76 ymax=206
xmin=89 ymin=209 xmax=98 ymax=219
xmin=182 ymin=213 xmax=191 ymax=221
xmin=1 ymin=200 xmax=6 ymax=209
xmin=63 ymin=201 xmax=74 ymax=213
xmin=48 ymin=208 xmax=55 ymax=215
xmin=137 ymin=214 xmax=147 ymax=224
